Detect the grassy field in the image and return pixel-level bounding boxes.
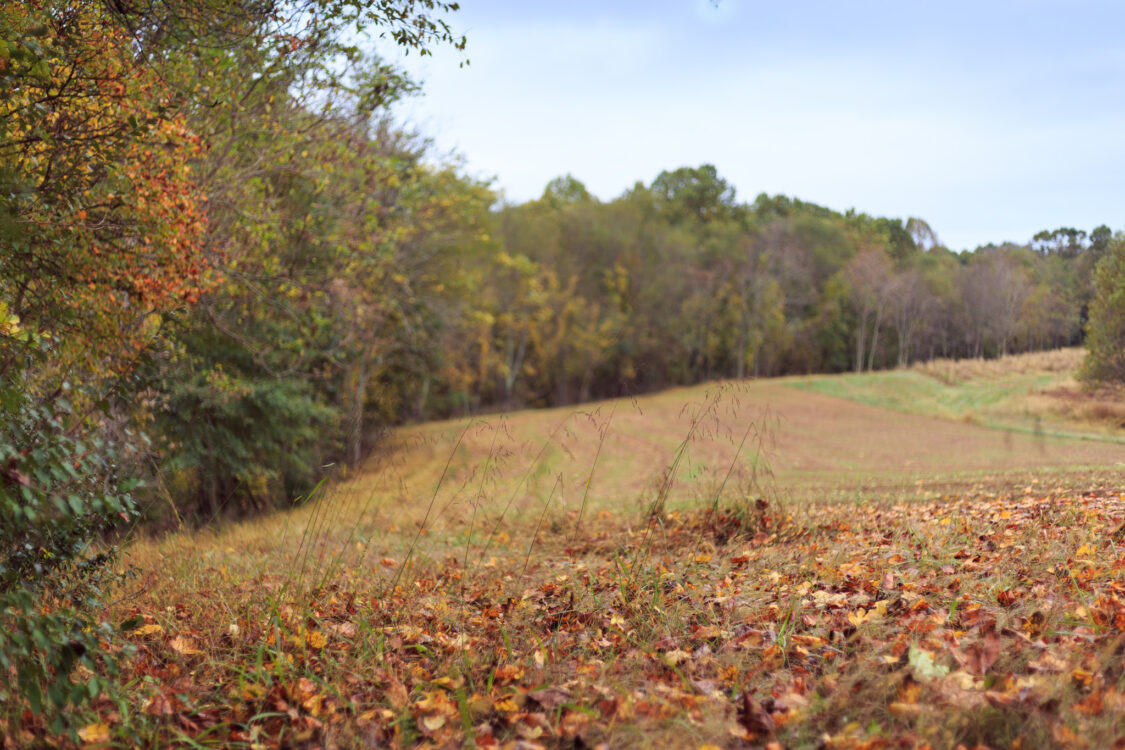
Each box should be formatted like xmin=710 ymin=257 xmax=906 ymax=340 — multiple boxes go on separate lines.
xmin=40 ymin=351 xmax=1125 ymax=748
xmin=791 ymin=348 xmax=1125 ymax=442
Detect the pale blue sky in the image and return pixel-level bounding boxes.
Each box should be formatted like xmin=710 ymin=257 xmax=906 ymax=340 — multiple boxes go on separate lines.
xmin=385 ymin=0 xmax=1125 ymax=251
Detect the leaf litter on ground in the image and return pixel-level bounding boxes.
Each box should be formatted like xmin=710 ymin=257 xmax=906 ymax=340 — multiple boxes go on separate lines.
xmin=12 ymin=474 xmax=1122 ymax=749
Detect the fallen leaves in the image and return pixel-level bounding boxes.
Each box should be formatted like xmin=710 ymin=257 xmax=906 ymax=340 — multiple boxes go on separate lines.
xmin=56 ymin=481 xmax=1125 ymax=748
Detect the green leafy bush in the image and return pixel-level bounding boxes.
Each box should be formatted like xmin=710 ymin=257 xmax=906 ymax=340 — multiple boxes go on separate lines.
xmin=1081 ymin=235 xmax=1125 ymax=386
xmin=0 ymin=348 xmax=136 ymax=731
xmin=156 ymin=359 xmax=337 ymax=518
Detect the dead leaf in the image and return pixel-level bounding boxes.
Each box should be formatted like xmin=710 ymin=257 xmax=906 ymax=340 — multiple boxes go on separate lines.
xmin=493 ymin=664 xmax=524 ymax=683
xmin=421 ymin=714 xmax=446 ymax=732
xmin=386 ymin=677 xmax=409 ymax=709
xmin=1074 ymin=690 xmax=1105 ymax=716
xmin=528 ymin=687 xmax=572 ymax=712
xmin=169 ymin=635 xmax=201 ymax=655
xmin=952 ymin=627 xmax=1000 ymax=675
xmin=78 ymin=723 xmax=110 ymax=744
xmin=739 ymin=693 xmax=775 ymax=736
xmin=997 ymin=589 xmax=1020 ymax=607
xmin=665 ymin=649 xmax=690 ymax=666
xmin=889 ymin=701 xmax=925 ymax=717
xmin=144 ymin=690 xmax=176 ymax=716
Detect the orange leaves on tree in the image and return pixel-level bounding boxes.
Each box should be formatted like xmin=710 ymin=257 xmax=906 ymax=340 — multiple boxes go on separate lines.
xmin=1 ymin=0 xmax=213 ymax=374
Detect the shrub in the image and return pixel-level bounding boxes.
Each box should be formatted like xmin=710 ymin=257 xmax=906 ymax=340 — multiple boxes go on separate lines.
xmin=1081 ymin=235 xmax=1125 ymax=386
xmin=0 ymin=346 xmax=136 ymax=732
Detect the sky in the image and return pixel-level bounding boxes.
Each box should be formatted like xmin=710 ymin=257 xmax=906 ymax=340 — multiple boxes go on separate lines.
xmin=381 ymin=0 xmax=1125 ymax=251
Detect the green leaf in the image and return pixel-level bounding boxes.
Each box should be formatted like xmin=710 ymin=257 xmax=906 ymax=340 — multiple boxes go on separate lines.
xmin=908 ymin=645 xmax=949 ymax=681
xmin=119 ymin=616 xmax=143 ymax=632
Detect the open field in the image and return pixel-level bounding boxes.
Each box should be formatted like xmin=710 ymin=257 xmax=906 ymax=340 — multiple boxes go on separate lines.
xmin=792 ymin=348 xmax=1125 ymax=442
xmin=39 ymin=353 xmax=1125 ymax=748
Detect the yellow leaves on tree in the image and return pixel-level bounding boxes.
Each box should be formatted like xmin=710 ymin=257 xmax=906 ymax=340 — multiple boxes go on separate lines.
xmin=0 ymin=0 xmax=213 ymax=374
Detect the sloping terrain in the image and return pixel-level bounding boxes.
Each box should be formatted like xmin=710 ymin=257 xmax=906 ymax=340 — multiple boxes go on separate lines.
xmin=71 ymin=355 xmax=1125 ymax=749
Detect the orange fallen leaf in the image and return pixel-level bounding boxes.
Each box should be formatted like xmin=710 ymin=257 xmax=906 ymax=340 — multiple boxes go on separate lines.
xmin=494 ymin=664 xmax=524 ymax=683
xmin=78 ymin=723 xmax=111 ymax=744
xmin=1074 ymin=690 xmax=1105 ymax=716
xmin=169 ymin=635 xmax=201 ymax=655
xmin=889 ymin=701 xmax=925 ymax=717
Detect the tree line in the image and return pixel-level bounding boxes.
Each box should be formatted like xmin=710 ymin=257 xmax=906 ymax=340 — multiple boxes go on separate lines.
xmin=469 ymin=170 xmax=1113 ymax=412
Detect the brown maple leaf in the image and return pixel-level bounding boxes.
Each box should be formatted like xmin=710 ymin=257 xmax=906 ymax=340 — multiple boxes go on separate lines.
xmin=952 ymin=626 xmax=1001 ymax=676
xmin=739 ymin=693 xmax=775 ymax=736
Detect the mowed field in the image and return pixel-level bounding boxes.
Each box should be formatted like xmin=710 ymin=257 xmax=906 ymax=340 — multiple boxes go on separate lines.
xmin=359 ymin=349 xmax=1122 ymax=531
xmin=97 ymin=352 xmax=1125 ymax=749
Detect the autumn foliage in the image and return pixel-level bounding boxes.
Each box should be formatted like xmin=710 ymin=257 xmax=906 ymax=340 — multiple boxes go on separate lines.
xmin=0 ymin=1 xmax=212 ymax=371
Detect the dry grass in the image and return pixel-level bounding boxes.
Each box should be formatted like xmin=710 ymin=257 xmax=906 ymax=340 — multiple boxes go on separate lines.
xmin=16 ymin=366 xmax=1125 ymax=748
xmin=911 ymin=348 xmax=1086 ymax=386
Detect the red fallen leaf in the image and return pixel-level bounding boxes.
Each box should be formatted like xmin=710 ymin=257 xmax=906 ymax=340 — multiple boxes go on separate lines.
xmin=997 ymin=589 xmax=1019 ymax=607
xmin=960 ymin=606 xmax=995 ymax=630
xmin=475 ymin=731 xmax=500 ymax=748
xmin=739 ymin=693 xmax=775 ymax=736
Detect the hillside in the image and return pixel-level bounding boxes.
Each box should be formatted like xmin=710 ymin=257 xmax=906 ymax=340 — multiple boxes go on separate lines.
xmin=77 ymin=351 xmax=1125 ymax=748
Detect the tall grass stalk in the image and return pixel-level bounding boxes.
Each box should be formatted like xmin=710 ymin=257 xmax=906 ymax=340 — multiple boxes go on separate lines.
xmin=478 ymin=412 xmax=574 ymax=566
xmin=388 ymin=418 xmax=478 ymax=595
xmin=572 ymin=405 xmax=615 ymax=544
xmin=522 ymin=473 xmax=563 ymax=578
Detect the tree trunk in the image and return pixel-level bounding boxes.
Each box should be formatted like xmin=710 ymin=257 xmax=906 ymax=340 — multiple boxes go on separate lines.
xmin=855 ymin=308 xmax=868 ymax=373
